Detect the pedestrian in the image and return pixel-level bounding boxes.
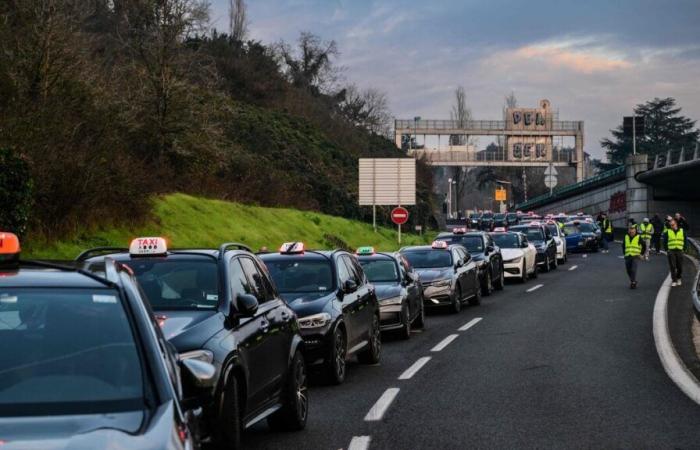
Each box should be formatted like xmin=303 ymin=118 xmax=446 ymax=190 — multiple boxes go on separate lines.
xmin=674 ymin=212 xmax=690 ymax=231
xmin=650 ymin=214 xmax=663 ymax=253
xmin=664 ymin=219 xmax=686 ymax=287
xmin=599 ymin=213 xmax=613 ymax=253
xmin=638 ymin=218 xmax=654 ymax=260
xmin=622 ymin=225 xmax=644 ymax=289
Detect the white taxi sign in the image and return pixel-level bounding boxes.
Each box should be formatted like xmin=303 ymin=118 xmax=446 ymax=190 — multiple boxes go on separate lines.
xmin=431 ymin=240 xmax=449 ymax=249
xmin=129 ymin=237 xmax=168 ymax=256
xmin=280 ymin=242 xmax=305 ymax=254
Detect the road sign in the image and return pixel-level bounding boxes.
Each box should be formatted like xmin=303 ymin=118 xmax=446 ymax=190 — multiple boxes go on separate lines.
xmin=623 ymin=116 xmax=646 ymax=136
xmin=358 ymin=159 xmax=416 ymax=206
xmin=391 ymin=207 xmax=409 ymax=225
xmin=544 ymin=175 xmax=558 ymax=189
xmin=543 ymin=165 xmax=558 ymax=176
xmin=495 ymin=189 xmax=507 ymax=201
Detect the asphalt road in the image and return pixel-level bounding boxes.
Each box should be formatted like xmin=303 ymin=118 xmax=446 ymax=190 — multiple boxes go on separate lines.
xmin=245 ymin=250 xmax=700 ymax=449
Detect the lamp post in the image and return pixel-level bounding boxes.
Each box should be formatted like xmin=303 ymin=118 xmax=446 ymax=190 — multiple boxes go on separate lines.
xmin=447 ymin=177 xmax=452 ymax=218
xmin=452 ymin=179 xmax=458 ymax=217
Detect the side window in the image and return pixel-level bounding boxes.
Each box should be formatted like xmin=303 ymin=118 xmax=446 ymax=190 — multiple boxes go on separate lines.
xmin=342 ymin=255 xmax=362 ymax=285
xmin=348 ymin=256 xmax=366 ymax=285
xmin=398 ymin=258 xmax=408 ymax=278
xmin=230 ymin=258 xmax=253 ymax=299
xmin=240 ymin=257 xmax=274 ymax=303
xmin=452 ymin=249 xmax=461 ymax=264
xmin=336 ymin=256 xmax=352 ymax=284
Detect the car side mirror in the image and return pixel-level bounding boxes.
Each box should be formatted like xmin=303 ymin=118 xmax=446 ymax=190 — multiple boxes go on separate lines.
xmin=343 ymin=279 xmax=358 ymax=294
xmin=455 ymin=259 xmax=464 ymax=268
xmin=237 ymin=293 xmax=259 ymax=317
xmin=180 ymin=358 xmax=216 ymax=389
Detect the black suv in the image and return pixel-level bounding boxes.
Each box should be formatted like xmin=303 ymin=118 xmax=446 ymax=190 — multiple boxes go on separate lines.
xmin=480 ymin=211 xmax=495 ymax=231
xmin=356 ymin=247 xmax=425 ymax=340
xmin=493 ymin=213 xmax=508 ymax=228
xmin=1 ymin=233 xmax=213 ymax=449
xmin=468 ymin=212 xmax=482 ymax=230
xmin=78 ymin=238 xmax=308 ymax=448
xmin=509 ymin=223 xmax=558 ymax=272
xmin=400 ymin=241 xmax=481 ymax=313
xmin=259 ymin=243 xmax=381 ymax=385
xmin=435 ymin=230 xmax=505 ymax=296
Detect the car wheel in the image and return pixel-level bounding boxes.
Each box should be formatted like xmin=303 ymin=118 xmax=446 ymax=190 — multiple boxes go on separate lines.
xmin=213 ymin=374 xmax=242 ymax=450
xmin=481 ymin=270 xmax=493 ymax=296
xmin=325 ymin=327 xmax=346 ymax=385
xmin=469 ymin=277 xmax=482 ymax=306
xmin=268 ymin=350 xmax=308 ymax=431
xmin=399 ymin=304 xmax=411 ymax=340
xmin=494 ymin=265 xmax=505 ymax=290
xmin=451 ymin=287 xmax=462 ymax=313
xmin=520 ymin=260 xmax=528 ymax=283
xmin=413 ymin=303 xmax=426 ymax=329
xmin=542 ymin=255 xmax=550 ymax=273
xmin=358 ymin=315 xmax=381 ymax=364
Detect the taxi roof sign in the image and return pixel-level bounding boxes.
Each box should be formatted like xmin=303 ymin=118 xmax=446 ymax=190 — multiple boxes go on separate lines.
xmin=431 ymin=240 xmax=449 ymax=249
xmin=452 ymin=227 xmax=467 ymax=234
xmin=356 ymin=246 xmax=375 ymax=255
xmin=129 ymin=237 xmax=168 ymax=256
xmin=280 ymin=242 xmax=305 ymax=254
xmin=493 ymin=227 xmax=507 ymax=233
xmin=0 ymin=232 xmax=21 ymax=266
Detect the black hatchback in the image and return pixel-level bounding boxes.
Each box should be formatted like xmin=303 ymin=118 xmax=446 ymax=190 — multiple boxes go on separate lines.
xmin=259 ymin=243 xmax=381 ymax=385
xmin=78 ymin=237 xmax=308 ymax=449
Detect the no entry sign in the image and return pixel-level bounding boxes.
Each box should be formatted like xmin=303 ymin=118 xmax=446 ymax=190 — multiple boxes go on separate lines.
xmin=391 ymin=207 xmax=409 ymax=225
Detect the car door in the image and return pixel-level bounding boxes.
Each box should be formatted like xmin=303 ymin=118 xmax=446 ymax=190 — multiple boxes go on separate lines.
xmin=335 ymin=255 xmax=361 ymax=347
xmin=452 ymin=248 xmax=468 ymax=297
xmin=345 ymin=255 xmax=374 ymax=344
xmin=484 ymin=234 xmax=498 ymax=280
xmin=399 ymin=256 xmax=420 ymax=320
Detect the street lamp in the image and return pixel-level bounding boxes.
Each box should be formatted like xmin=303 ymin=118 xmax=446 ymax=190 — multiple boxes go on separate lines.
xmin=451 ymin=179 xmax=458 ymax=218
xmin=447 ymin=177 xmax=452 ymax=218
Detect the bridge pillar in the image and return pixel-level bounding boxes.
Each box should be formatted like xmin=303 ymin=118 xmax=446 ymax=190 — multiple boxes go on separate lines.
xmin=575 ymin=131 xmax=584 ymax=182
xmin=625 ymin=154 xmax=649 ymax=225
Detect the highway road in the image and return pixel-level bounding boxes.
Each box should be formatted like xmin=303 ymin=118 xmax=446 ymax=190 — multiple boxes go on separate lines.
xmin=244 ymin=251 xmax=700 ymax=449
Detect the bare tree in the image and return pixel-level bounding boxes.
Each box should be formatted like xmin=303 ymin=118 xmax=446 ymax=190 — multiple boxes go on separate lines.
xmin=338 ymin=84 xmax=391 ymax=135
xmin=228 ymin=0 xmax=247 ymax=42
xmin=279 ymin=31 xmax=340 ymax=95
xmin=504 ymin=91 xmax=517 ymax=109
xmin=449 ymin=86 xmax=471 ymax=146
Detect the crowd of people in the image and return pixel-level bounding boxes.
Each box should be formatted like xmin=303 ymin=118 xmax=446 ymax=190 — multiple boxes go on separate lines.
xmin=595 ymin=212 xmax=691 ymax=289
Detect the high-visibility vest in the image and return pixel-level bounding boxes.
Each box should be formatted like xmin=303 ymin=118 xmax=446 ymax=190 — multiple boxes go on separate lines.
xmin=638 ymin=223 xmax=653 ymax=239
xmin=603 ymin=219 xmax=612 ymax=233
xmin=624 ymin=234 xmax=642 ymax=257
xmin=667 ymin=228 xmax=685 ymax=251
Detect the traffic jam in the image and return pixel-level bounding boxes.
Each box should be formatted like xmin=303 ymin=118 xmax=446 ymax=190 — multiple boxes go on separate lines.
xmin=0 ymin=212 xmax=603 ymax=449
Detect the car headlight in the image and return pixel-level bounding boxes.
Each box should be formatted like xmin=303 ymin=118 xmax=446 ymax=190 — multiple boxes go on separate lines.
xmin=179 ymin=349 xmax=214 ymax=364
xmin=379 ymin=296 xmax=403 ymax=305
xmin=506 ymin=256 xmax=522 ymax=264
xmin=298 ymin=312 xmax=332 ymax=329
xmin=427 ymin=279 xmax=451 ymax=288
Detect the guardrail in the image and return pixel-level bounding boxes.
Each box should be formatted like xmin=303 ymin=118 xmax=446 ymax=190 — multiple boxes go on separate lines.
xmin=651 ymin=146 xmax=700 ymax=170
xmin=409 ymin=148 xmax=574 ymax=164
xmin=687 ymin=238 xmax=700 ymax=320
xmin=395 ymin=119 xmax=584 ymax=132
xmin=515 ymin=165 xmax=626 ymax=210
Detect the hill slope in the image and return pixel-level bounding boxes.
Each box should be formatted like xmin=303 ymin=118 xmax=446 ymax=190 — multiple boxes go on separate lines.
xmin=25 ymin=194 xmax=431 ymax=259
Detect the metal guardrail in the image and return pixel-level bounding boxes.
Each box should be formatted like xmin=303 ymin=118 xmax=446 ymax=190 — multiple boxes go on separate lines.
xmin=651 ymin=146 xmax=700 ymax=169
xmin=409 ymin=148 xmax=574 ymax=164
xmin=515 ymin=165 xmax=626 ymax=210
xmin=687 ymin=238 xmax=700 ymax=319
xmin=395 ymin=119 xmax=583 ymax=132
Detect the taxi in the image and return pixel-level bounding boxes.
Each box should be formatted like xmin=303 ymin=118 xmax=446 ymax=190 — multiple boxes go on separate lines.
xmin=355 ymin=246 xmax=425 ymax=339
xmin=78 ymin=237 xmax=308 ymax=447
xmin=400 ymin=240 xmax=480 ymax=313
xmin=0 ymin=233 xmax=213 ymax=449
xmin=489 ymin=230 xmax=538 ymax=283
xmin=545 ymin=220 xmax=568 ymax=263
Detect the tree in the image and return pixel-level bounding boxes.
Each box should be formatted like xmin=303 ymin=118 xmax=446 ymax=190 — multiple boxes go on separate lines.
xmin=279 ymin=32 xmax=340 ymax=95
xmin=0 ymin=148 xmax=33 ymax=237
xmin=504 ymin=91 xmax=518 ymax=109
xmin=601 ymin=97 xmax=699 ymax=165
xmin=449 ymin=86 xmax=471 ymax=145
xmin=337 ymin=84 xmax=392 ymax=135
xmin=228 ymin=0 xmax=248 ymax=42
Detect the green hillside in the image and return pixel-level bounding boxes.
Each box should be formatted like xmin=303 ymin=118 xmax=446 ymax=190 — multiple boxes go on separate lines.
xmin=24 ymin=194 xmax=431 ymax=260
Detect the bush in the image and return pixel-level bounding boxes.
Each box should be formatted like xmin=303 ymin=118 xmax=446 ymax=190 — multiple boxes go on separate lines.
xmin=0 ymin=148 xmax=33 ymax=236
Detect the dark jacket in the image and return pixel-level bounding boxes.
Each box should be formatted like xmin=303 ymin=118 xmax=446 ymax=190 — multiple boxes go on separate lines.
xmin=621 ymin=234 xmax=646 ymax=257
xmin=650 ymin=216 xmax=663 ymax=235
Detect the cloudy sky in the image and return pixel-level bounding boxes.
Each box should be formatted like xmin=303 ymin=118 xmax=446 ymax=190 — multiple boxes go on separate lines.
xmin=209 ymin=0 xmax=700 ymax=159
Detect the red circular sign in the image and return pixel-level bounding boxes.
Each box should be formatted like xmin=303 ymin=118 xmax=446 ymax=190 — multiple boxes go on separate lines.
xmin=391 ymin=207 xmax=409 ymax=225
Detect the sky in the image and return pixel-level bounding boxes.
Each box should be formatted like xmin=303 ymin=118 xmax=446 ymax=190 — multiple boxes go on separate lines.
xmin=209 ymin=0 xmax=700 ymax=159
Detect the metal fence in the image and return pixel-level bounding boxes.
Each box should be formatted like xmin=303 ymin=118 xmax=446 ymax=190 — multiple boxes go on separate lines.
xmin=395 ymin=119 xmax=583 ymax=132
xmin=651 ymin=146 xmax=700 ymax=169
xmin=409 ymin=148 xmax=573 ymax=164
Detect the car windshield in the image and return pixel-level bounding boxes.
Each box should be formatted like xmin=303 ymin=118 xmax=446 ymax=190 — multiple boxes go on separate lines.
xmin=359 ymin=259 xmax=399 ymax=283
xmin=264 ymin=258 xmax=334 ymax=293
xmin=402 ymin=250 xmax=452 ymax=269
xmin=563 ymin=225 xmax=579 ymax=235
xmin=482 ymin=213 xmax=494 ymax=219
xmin=124 ymin=258 xmax=219 ymax=310
xmin=577 ymin=223 xmax=596 ymax=232
xmin=436 ymin=235 xmax=484 ymax=253
xmin=511 ymin=227 xmax=544 ymax=242
xmin=546 ymin=224 xmax=559 ymax=235
xmin=0 ymin=288 xmax=145 ymax=417
xmin=494 ymin=214 xmax=506 ymax=220
xmin=506 ymin=213 xmax=518 ymax=221
xmin=492 ymin=233 xmax=520 ymax=248
xmin=469 ymin=213 xmax=480 ymax=219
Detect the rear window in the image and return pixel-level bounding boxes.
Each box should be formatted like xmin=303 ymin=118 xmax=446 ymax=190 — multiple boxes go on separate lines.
xmin=0 ymin=288 xmax=145 ymax=416
xmin=492 ymin=233 xmax=519 ymax=248
xmin=436 ymin=235 xmax=484 ymax=253
xmin=511 ymin=227 xmax=544 ymax=242
xmin=359 ymin=259 xmax=399 ymax=283
xmin=263 ymin=258 xmax=334 ymax=293
xmin=402 ymin=250 xmax=452 ymax=269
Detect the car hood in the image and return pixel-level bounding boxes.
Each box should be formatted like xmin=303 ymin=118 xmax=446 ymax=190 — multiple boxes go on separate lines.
xmin=279 ymin=292 xmax=335 ymax=318
xmin=501 ymin=249 xmax=524 ymax=261
xmin=157 ymin=309 xmax=222 ymax=351
xmin=373 ymin=283 xmax=402 ymax=301
xmin=414 ymin=268 xmax=452 ymax=282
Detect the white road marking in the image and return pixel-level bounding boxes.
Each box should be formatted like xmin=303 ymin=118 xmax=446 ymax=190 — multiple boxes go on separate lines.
xmin=458 ymin=317 xmax=483 ymax=331
xmin=364 ymin=388 xmax=400 ymax=421
xmin=348 ymin=436 xmax=371 ymax=450
xmin=653 ymin=274 xmax=700 ymax=405
xmin=568 ymin=265 xmax=578 ymax=271
xmin=618 ymin=256 xmax=625 ymax=259
xmin=526 ymin=284 xmax=544 ymax=293
xmin=398 ymin=356 xmax=431 ymax=380
xmin=583 ymin=254 xmax=588 ymax=258
xmin=431 ymin=334 xmax=459 ymax=352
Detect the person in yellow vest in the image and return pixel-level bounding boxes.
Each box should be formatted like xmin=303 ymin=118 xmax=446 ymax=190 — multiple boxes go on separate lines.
xmin=664 ymin=219 xmax=687 ymax=287
xmin=637 ymin=218 xmax=654 ymax=260
xmin=598 ymin=213 xmax=613 ymax=253
xmin=622 ymin=225 xmax=645 ymax=289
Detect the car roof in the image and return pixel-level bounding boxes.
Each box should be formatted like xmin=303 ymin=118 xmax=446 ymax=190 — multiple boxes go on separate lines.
xmin=401 ymin=244 xmax=460 ymax=252
xmin=356 ymin=252 xmax=398 ymax=261
xmin=258 ymin=250 xmax=340 ymax=261
xmin=0 ymin=264 xmax=112 ymax=288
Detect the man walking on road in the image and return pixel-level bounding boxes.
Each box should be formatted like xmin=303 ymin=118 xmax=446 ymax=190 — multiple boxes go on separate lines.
xmin=622 ymin=225 xmax=644 ymax=289
xmin=599 ymin=213 xmax=613 ymax=253
xmin=674 ymin=212 xmax=690 ymax=231
xmin=650 ymin=214 xmax=663 ymax=254
xmin=664 ymin=219 xmax=686 ymax=287
xmin=638 ymin=218 xmax=654 ymax=260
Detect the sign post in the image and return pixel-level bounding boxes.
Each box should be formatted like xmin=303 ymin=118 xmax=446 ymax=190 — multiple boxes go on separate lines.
xmin=391 ymin=206 xmax=409 ymax=245
xmin=544 ymin=164 xmax=558 ymax=194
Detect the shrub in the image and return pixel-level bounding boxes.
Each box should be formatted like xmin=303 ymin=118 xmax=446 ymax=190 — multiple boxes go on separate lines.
xmin=0 ymin=148 xmax=33 ymax=236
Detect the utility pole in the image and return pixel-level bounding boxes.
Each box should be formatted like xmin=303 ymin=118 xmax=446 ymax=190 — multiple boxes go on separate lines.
xmin=522 ymin=169 xmax=528 ymax=202
xmin=632 ymin=111 xmax=636 ymax=155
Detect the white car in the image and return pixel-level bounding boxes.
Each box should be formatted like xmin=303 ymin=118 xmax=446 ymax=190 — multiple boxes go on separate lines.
xmin=546 ymin=221 xmax=568 ymax=263
xmin=490 ymin=231 xmax=537 ymax=283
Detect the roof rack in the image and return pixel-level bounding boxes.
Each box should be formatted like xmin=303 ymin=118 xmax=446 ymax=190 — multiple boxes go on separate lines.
xmin=218 ymin=242 xmax=252 ymax=257
xmin=75 ymin=247 xmax=128 ymax=262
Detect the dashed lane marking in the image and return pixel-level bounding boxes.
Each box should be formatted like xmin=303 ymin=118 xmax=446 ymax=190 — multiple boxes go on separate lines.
xmin=398 ymin=356 xmax=431 ymax=380
xmin=431 ymin=334 xmax=459 ymax=352
xmin=458 ymin=317 xmax=483 ymax=331
xmin=348 ymin=436 xmax=371 ymax=450
xmin=364 ymin=388 xmax=400 ymax=421
xmin=526 ymin=284 xmax=544 ymax=293
xmin=568 ymin=265 xmax=578 ymax=271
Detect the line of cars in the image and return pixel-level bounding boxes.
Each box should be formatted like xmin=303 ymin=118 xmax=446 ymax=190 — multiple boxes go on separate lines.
xmin=0 ymin=218 xmax=584 ymax=449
